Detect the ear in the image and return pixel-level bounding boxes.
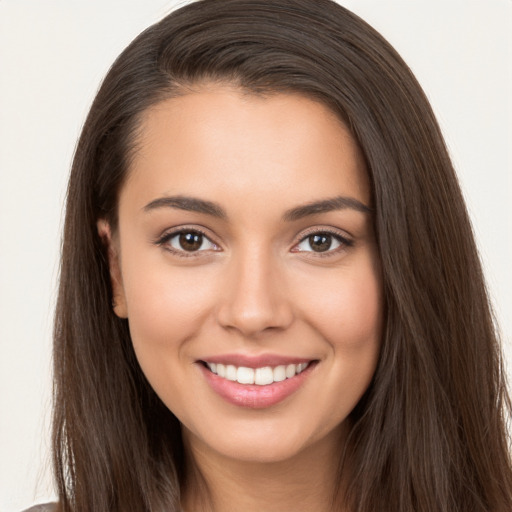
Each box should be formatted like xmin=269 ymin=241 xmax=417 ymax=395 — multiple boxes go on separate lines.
xmin=97 ymin=219 xmax=128 ymax=319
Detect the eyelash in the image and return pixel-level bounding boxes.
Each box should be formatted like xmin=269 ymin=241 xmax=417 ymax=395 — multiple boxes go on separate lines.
xmin=292 ymin=227 xmax=354 ymax=258
xmin=155 ymin=227 xmax=218 ymax=259
xmin=155 ymin=227 xmax=354 ymax=259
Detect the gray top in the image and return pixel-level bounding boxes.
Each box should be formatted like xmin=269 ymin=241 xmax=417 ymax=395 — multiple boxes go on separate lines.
xmin=22 ymin=504 xmax=58 ymax=512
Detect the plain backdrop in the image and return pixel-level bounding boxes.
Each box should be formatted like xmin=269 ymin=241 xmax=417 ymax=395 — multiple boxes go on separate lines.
xmin=1 ymin=1 xmax=511 ymax=510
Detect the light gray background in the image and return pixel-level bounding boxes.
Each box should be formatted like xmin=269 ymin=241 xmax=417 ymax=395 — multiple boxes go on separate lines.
xmin=1 ymin=1 xmax=510 ymax=510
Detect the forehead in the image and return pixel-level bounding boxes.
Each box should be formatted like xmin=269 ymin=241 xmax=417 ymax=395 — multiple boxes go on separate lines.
xmin=122 ymin=86 xmax=370 ymax=212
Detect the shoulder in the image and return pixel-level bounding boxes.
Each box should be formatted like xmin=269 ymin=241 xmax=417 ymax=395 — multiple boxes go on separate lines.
xmin=22 ymin=503 xmax=58 ymax=512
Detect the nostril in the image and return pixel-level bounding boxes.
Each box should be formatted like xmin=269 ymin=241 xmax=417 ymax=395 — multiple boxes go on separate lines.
xmin=216 ymin=299 xmax=294 ymax=336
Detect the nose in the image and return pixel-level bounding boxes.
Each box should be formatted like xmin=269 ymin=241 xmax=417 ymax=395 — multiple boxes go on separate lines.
xmin=216 ymin=248 xmax=294 ymax=337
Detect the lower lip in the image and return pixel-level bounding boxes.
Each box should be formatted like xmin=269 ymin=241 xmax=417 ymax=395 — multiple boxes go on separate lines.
xmin=199 ymin=362 xmax=316 ymax=409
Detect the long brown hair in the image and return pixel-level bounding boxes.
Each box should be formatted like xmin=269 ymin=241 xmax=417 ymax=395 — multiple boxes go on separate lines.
xmin=53 ymin=1 xmax=512 ymax=510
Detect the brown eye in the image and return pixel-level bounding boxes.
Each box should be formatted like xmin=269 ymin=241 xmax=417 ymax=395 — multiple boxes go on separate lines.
xmin=159 ymin=229 xmax=218 ymax=255
xmin=179 ymin=232 xmax=203 ymax=251
xmin=294 ymin=230 xmax=352 ymax=255
xmin=308 ymin=234 xmax=333 ymax=252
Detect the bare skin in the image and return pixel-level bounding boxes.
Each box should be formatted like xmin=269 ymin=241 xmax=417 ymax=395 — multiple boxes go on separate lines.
xmin=99 ymin=85 xmax=383 ymax=512
xmin=182 ymin=419 xmax=348 ymax=512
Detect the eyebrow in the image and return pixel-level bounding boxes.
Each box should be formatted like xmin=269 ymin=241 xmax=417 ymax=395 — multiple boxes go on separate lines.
xmin=143 ymin=194 xmax=372 ymax=221
xmin=282 ymin=196 xmax=372 ymax=221
xmin=144 ymin=195 xmax=227 ymax=219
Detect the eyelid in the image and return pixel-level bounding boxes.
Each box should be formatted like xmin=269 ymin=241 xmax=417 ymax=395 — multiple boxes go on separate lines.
xmin=291 ymin=227 xmax=354 ymax=256
xmin=154 ymin=225 xmax=354 ymax=258
xmin=155 ymin=226 xmax=221 ymax=257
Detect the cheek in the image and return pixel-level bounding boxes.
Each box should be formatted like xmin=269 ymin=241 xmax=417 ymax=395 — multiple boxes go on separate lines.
xmin=305 ymin=260 xmax=382 ymax=418
xmin=120 ymin=261 xmax=223 ymax=415
xmin=322 ymin=275 xmax=381 ymax=393
xmin=301 ymin=261 xmax=383 ymax=351
xmin=121 ymin=258 xmax=220 ymax=353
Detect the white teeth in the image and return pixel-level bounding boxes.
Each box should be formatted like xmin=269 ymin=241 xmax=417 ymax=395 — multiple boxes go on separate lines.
xmin=255 ymin=367 xmax=274 ymax=385
xmin=225 ymin=364 xmax=237 ymax=381
xmin=216 ymin=363 xmax=226 ymax=378
xmin=285 ymin=364 xmax=296 ymax=378
xmin=273 ymin=365 xmax=286 ymax=382
xmin=206 ymin=361 xmax=311 ymax=385
xmin=237 ymin=366 xmax=255 ymax=384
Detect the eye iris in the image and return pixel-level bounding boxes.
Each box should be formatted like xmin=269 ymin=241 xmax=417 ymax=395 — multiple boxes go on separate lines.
xmin=179 ymin=232 xmax=203 ymax=251
xmin=309 ymin=234 xmax=331 ymax=252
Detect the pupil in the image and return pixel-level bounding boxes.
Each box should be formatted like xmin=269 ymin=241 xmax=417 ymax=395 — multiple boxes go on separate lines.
xmin=179 ymin=232 xmax=202 ymax=251
xmin=310 ymin=234 xmax=331 ymax=252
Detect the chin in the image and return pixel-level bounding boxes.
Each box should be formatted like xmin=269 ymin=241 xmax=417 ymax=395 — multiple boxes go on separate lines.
xmin=183 ymin=415 xmax=345 ymax=466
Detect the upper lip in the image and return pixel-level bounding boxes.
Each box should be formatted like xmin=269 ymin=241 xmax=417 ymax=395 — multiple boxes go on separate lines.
xmin=199 ymin=353 xmax=316 ymax=368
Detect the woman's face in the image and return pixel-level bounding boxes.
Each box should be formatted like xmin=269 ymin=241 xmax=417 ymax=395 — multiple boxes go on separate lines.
xmin=104 ymin=86 xmax=383 ymax=463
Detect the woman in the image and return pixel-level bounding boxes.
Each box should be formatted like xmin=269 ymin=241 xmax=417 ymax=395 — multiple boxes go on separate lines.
xmin=28 ymin=0 xmax=512 ymax=510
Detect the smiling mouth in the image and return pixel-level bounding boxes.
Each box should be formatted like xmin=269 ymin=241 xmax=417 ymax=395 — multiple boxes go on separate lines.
xmin=199 ymin=359 xmax=318 ymax=408
xmin=202 ymin=361 xmax=313 ymax=386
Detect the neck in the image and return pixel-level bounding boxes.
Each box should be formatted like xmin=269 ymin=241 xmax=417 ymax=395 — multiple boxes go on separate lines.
xmin=181 ymin=425 xmax=350 ymax=512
